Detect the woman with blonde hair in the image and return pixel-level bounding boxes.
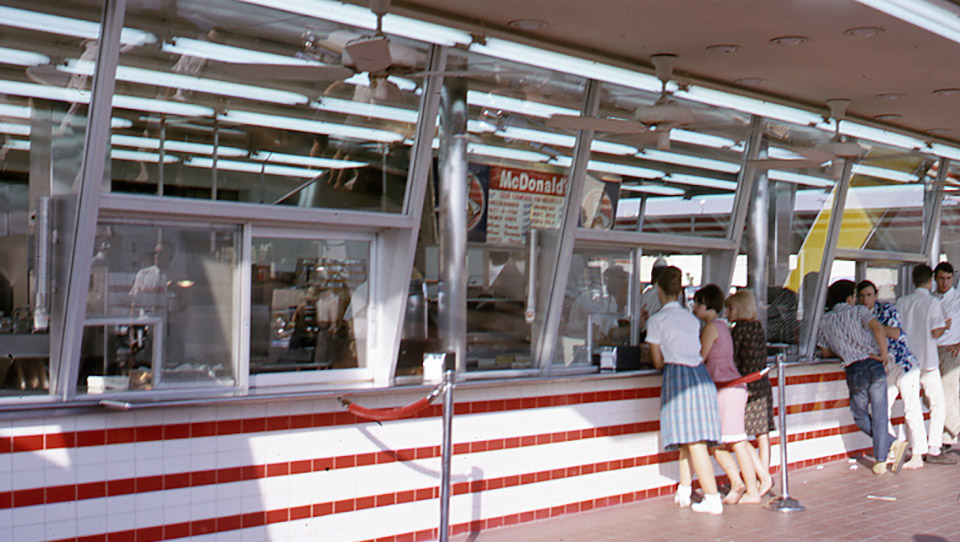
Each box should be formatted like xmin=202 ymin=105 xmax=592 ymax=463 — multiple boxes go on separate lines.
xmin=646 ymin=267 xmax=723 ymax=514
xmin=725 ymin=289 xmax=776 ymax=475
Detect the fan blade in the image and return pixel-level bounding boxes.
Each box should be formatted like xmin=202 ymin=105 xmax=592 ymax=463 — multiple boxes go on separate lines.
xmin=815 ymin=141 xmax=866 ymax=158
xmin=26 ymin=65 xmax=74 ymax=87
xmin=546 ymin=114 xmax=647 ymax=134
xmin=343 ymin=36 xmax=393 ymax=73
xmin=749 ymin=158 xmax=826 ymax=170
xmin=634 ymin=103 xmax=695 ymax=125
xmin=216 ymin=63 xmax=353 ymax=81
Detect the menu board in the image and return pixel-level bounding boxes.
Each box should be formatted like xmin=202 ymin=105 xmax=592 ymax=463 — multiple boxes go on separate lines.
xmin=485 ymin=166 xmax=567 ymax=245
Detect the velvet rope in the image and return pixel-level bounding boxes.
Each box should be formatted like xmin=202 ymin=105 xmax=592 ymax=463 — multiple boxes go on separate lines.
xmin=340 ymin=385 xmax=443 ymax=421
xmin=716 ymin=366 xmax=771 ymax=389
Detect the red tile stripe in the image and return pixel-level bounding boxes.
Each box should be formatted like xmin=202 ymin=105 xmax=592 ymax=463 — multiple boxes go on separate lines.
xmin=1 ymin=386 xmax=666 ymax=455
xmin=47 ymin=446 xmax=868 ymax=542
xmin=0 ymin=392 xmax=863 ymax=510
xmin=2 ymin=371 xmax=851 ymax=456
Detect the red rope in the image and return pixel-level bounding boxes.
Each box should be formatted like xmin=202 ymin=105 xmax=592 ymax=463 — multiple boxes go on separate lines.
xmin=342 ymin=396 xmax=435 ymax=422
xmin=717 ymin=367 xmax=771 ymax=389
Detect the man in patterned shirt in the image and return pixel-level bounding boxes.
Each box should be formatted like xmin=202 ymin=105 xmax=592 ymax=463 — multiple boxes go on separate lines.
xmin=858 ymin=280 xmax=924 ymax=471
xmin=819 ymin=279 xmax=904 ymax=475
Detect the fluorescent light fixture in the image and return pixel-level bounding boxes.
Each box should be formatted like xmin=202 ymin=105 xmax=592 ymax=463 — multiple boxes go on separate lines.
xmin=187 ymin=157 xmax=326 ymax=178
xmin=163 ymin=37 xmax=320 ymax=65
xmin=235 ymin=0 xmax=472 ymax=46
xmin=840 ymin=121 xmax=926 ymax=150
xmin=679 ymin=85 xmax=824 ymax=126
xmin=3 ymin=139 xmax=30 ymax=151
xmin=62 ymin=60 xmax=309 ymax=106
xmin=0 ymin=46 xmax=49 ymax=67
xmin=768 ymin=170 xmax=835 ymax=187
xmin=468 ymin=143 xmax=551 ymax=162
xmin=641 ymin=149 xmax=742 ymax=173
xmin=665 ymin=173 xmax=738 ymax=190
xmin=112 ymin=96 xmax=214 ymax=118
xmin=467 ymin=90 xmax=579 ymax=118
xmin=928 ymin=143 xmax=960 ymax=162
xmin=0 ymin=122 xmax=30 ymax=136
xmin=111 ymin=135 xmax=248 ymax=158
xmin=0 ymin=104 xmax=30 ymax=118
xmin=251 ymin=151 xmax=367 ymax=169
xmin=470 ymin=38 xmax=664 ymax=93
xmin=486 ymin=125 xmax=637 ymax=155
xmin=855 ymin=0 xmax=960 ymax=44
xmin=586 ymin=159 xmax=664 ymax=179
xmin=767 ymin=146 xmax=809 ymax=160
xmin=0 ymin=80 xmax=215 ymax=118
xmin=851 ymin=164 xmax=918 ymax=183
xmin=111 ymin=149 xmax=178 ymax=163
xmin=0 ymin=6 xmax=156 ymax=46
xmin=670 ymin=129 xmax=740 ymax=150
xmin=313 ymin=97 xmax=418 ymax=123
xmin=621 ymin=185 xmax=685 ymax=196
xmin=223 ymin=110 xmax=404 ymax=143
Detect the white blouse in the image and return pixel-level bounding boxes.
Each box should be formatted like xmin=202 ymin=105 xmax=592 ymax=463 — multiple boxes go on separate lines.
xmin=645 ymin=301 xmax=703 ymax=367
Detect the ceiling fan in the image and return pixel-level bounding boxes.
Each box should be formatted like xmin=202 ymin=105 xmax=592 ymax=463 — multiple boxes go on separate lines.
xmin=544 ymin=54 xmax=732 ymax=150
xmin=750 ymin=99 xmax=868 ymax=172
xmin=215 ymin=0 xmax=423 ymax=102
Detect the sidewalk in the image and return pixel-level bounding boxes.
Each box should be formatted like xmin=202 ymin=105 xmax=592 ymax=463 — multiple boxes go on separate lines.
xmin=451 ymin=457 xmax=960 ymax=542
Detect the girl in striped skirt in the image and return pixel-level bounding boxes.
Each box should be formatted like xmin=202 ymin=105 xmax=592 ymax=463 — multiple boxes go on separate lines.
xmin=646 ymin=266 xmax=723 ymax=515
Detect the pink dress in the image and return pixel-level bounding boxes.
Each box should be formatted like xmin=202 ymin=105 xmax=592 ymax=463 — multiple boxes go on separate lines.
xmin=703 ymin=320 xmax=748 ymax=443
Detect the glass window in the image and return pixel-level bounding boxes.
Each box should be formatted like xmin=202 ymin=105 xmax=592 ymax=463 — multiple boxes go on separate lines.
xmin=556 ymin=249 xmax=633 ymax=367
xmin=250 ymin=236 xmax=371 ymax=382
xmin=401 ymin=47 xmax=586 ymax=376
xmin=0 ymin=2 xmax=109 ymax=395
xmin=80 ymin=222 xmax=240 ymax=393
xmin=110 ymin=0 xmax=435 ymax=212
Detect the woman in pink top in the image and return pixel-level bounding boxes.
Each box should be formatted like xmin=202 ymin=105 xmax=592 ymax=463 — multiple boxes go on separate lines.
xmin=694 ymin=284 xmax=771 ymax=504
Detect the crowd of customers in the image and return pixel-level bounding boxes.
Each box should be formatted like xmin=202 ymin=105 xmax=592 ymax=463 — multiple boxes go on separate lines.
xmin=643 ymin=262 xmax=960 ymax=515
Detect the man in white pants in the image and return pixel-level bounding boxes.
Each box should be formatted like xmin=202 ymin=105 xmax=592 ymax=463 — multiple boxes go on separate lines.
xmin=934 ymin=262 xmax=960 ymax=450
xmin=858 ymin=280 xmax=923 ymax=471
xmin=897 ymin=264 xmax=958 ymax=465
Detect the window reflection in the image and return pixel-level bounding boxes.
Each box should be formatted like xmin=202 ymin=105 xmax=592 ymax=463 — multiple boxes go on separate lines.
xmin=250 ymin=237 xmax=370 ymax=376
xmin=81 ymin=223 xmax=239 ymax=392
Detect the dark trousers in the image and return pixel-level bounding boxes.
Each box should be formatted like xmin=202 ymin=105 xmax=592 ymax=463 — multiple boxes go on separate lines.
xmin=845 ymin=358 xmax=894 ymax=462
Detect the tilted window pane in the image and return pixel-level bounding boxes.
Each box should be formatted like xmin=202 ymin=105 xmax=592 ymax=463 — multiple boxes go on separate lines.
xmin=81 ymin=222 xmax=239 ymax=392
xmin=107 ymin=0 xmax=432 ymax=212
xmin=0 ymin=1 xmax=109 ymax=395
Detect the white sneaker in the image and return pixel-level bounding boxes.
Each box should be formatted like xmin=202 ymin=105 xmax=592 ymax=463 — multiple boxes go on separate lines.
xmin=692 ymin=493 xmax=723 ymax=515
xmin=674 ymin=484 xmax=692 ymax=507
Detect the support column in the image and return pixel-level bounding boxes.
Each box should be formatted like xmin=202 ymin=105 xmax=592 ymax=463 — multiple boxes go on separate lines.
xmin=800 ymin=159 xmax=854 ymax=359
xmin=747 ymin=140 xmax=769 ymax=324
xmin=923 ymin=158 xmax=950 ymax=267
xmin=437 ymin=78 xmax=468 ymax=372
xmin=53 ymin=0 xmax=127 ymax=398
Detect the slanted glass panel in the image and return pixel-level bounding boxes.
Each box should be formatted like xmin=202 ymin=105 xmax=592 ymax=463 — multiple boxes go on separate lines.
xmin=587 ymin=81 xmax=751 ymax=237
xmin=250 ymin=236 xmax=370 ymax=377
xmin=937 ymin=162 xmax=960 ymax=265
xmin=0 ymin=1 xmax=110 ymax=395
xmin=399 ymin=48 xmax=586 ymax=376
xmin=80 ymin=222 xmax=239 ymax=393
xmin=109 ymin=0 xmax=436 ymax=212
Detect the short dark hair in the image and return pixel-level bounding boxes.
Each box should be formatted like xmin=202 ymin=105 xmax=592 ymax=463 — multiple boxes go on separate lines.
xmin=935 ymin=262 xmax=954 ymax=276
xmin=650 ymin=265 xmax=667 ymax=283
xmin=826 ymin=280 xmax=856 ymax=309
xmin=856 ymin=280 xmax=877 ymax=295
xmin=913 ymin=264 xmax=934 ymax=287
xmin=694 ymin=284 xmax=725 ymax=313
xmin=657 ymin=266 xmax=683 ymax=298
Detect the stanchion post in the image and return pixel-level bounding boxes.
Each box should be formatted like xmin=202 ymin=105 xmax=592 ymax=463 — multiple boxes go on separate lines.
xmin=768 ymin=353 xmax=805 ymax=512
xmin=439 ymin=368 xmax=455 ymax=541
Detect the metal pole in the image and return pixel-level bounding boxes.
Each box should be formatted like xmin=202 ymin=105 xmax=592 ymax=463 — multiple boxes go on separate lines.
xmin=158 ymin=115 xmax=166 ymax=196
xmin=438 ymin=368 xmax=455 ymax=542
xmin=922 ymin=157 xmax=950 ymax=267
xmin=211 ymin=119 xmax=219 ymax=201
xmin=800 ymin=159 xmax=854 ymax=358
xmin=437 ymin=79 xmax=469 ymax=371
xmin=768 ymin=352 xmax=805 ymax=512
xmin=747 ymin=139 xmax=769 ymax=324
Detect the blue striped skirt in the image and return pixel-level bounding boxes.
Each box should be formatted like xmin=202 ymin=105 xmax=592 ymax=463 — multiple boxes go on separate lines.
xmin=660 ymin=363 xmax=722 ymax=450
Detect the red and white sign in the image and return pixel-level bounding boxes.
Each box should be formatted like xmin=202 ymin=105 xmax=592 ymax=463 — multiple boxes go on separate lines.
xmin=487 ymin=166 xmax=567 ymax=245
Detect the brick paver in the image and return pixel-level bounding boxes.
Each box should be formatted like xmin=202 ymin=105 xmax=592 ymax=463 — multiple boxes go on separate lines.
xmin=452 ymin=456 xmax=960 ymax=541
